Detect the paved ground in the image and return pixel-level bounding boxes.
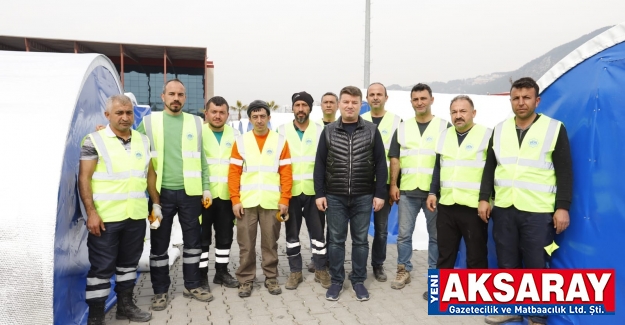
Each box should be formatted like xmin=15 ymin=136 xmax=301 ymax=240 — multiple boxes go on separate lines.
xmin=105 ymin=224 xmax=486 ymax=325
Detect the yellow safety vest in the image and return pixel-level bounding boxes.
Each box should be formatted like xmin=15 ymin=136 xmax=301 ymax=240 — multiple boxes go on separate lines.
xmin=143 ymin=112 xmax=203 ymax=195
xmin=362 ymin=111 xmax=401 ymax=184
xmin=203 ymin=124 xmax=239 ymax=200
xmin=237 ymin=130 xmax=288 ymax=209
xmin=88 ymin=129 xmax=150 ymax=222
xmin=277 ymin=121 xmax=322 ymax=196
xmin=398 ymin=116 xmax=449 ymax=191
xmin=493 ymin=114 xmax=561 ymax=213
xmin=437 ymin=124 xmax=492 ymax=208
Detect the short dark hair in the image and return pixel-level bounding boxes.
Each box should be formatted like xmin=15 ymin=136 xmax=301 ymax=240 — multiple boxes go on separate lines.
xmin=367 ymin=82 xmax=387 ymax=96
xmin=510 ymin=77 xmax=540 ymax=97
xmin=411 ymin=83 xmax=432 ymax=97
xmin=321 ymin=92 xmax=338 ymax=103
xmin=339 ymin=86 xmax=362 ymax=100
xmin=450 ymin=95 xmax=474 ymax=109
xmin=206 ymin=96 xmax=229 ymax=110
xmin=162 ymin=78 xmax=185 ymax=93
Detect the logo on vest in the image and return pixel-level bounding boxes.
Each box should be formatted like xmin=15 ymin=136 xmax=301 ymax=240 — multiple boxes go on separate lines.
xmin=426 ymin=136 xmax=434 ymax=143
xmin=187 ymin=133 xmax=194 ymax=140
xmin=135 ymin=151 xmax=143 ymax=159
xmin=225 ymin=141 xmax=232 ymax=148
xmin=382 ymin=129 xmax=389 ymax=136
xmin=529 ymin=138 xmax=540 ymax=148
xmin=305 ymin=138 xmax=313 ymax=146
xmin=465 ymin=144 xmax=474 ymax=151
xmin=266 ymin=149 xmax=274 ymax=155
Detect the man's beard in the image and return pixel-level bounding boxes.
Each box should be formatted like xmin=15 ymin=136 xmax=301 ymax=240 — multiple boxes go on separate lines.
xmin=296 ymin=114 xmax=309 ymax=124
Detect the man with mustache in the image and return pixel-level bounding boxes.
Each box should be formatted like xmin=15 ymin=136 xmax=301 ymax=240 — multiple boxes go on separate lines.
xmin=79 ymin=95 xmax=156 ymax=324
xmin=277 ymin=92 xmax=330 ymax=290
xmin=198 ymin=96 xmax=240 ymax=290
xmin=388 ymin=83 xmax=450 ymax=297
xmin=138 ymin=79 xmax=213 ymax=310
xmin=361 ymin=82 xmax=402 ymax=282
xmin=228 ymin=100 xmax=292 ymax=297
xmin=320 ymin=92 xmax=339 ymax=125
xmin=425 ymin=95 xmax=491 ymax=271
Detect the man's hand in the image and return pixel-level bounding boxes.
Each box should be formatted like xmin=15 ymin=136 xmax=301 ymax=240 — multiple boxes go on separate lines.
xmin=87 ymin=211 xmax=106 ymax=236
xmin=477 ymin=200 xmax=491 ymax=223
xmin=149 ymin=203 xmax=163 ymax=229
xmin=232 ymin=203 xmax=244 ymax=219
xmin=373 ymin=197 xmax=384 ymax=212
xmin=316 ymin=197 xmax=327 ymax=211
xmin=95 ymin=124 xmax=105 ymax=131
xmin=202 ymin=190 xmax=213 ymax=209
xmin=389 ymin=185 xmax=400 ymax=205
xmin=426 ymin=195 xmax=437 ymax=212
xmin=553 ymin=209 xmax=570 ymax=234
xmin=279 ymin=204 xmax=288 ymax=216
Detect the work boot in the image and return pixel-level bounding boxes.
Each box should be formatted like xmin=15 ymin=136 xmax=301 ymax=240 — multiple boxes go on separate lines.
xmin=484 ymin=315 xmax=523 ymax=324
xmin=285 ymin=271 xmax=303 ymax=290
xmin=213 ymin=265 xmax=240 ymax=288
xmin=264 ymin=278 xmax=282 ymax=295
xmin=372 ymin=265 xmax=387 ymax=282
xmin=307 ymin=260 xmax=315 ymax=273
xmin=200 ymin=272 xmax=211 ymax=292
xmin=183 ymin=286 xmax=214 ymax=302
xmin=116 ymin=288 xmax=151 ymax=322
xmin=87 ymin=301 xmax=106 ymax=325
xmin=314 ymin=269 xmax=331 ymax=289
xmin=390 ymin=264 xmax=411 ymax=289
xmin=238 ymin=281 xmax=253 ymax=298
xmin=151 ymin=293 xmax=169 ymax=311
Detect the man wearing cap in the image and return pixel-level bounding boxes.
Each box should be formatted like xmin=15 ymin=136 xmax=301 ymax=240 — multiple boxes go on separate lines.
xmin=480 ymin=77 xmax=572 ymax=325
xmin=277 ymin=92 xmax=331 ymax=290
xmin=199 ymin=96 xmax=240 ymax=290
xmin=361 ymin=82 xmax=402 ymax=282
xmin=228 ymin=100 xmax=292 ymax=297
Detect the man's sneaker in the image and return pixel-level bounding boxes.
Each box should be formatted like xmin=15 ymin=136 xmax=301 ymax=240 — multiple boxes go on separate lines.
xmin=151 ymin=293 xmax=169 ymax=311
xmin=307 ymin=260 xmax=315 ymax=273
xmin=183 ymin=286 xmax=214 ymax=302
xmin=213 ymin=268 xmax=240 ymax=288
xmin=390 ymin=264 xmax=411 ymax=289
xmin=285 ymin=272 xmax=303 ymax=290
xmin=352 ymin=283 xmax=370 ymax=301
xmin=238 ymin=281 xmax=253 ymax=298
xmin=314 ymin=269 xmax=331 ymax=289
xmin=264 ymin=278 xmax=282 ymax=295
xmin=325 ymin=283 xmax=343 ymax=301
xmin=372 ymin=265 xmax=387 ymax=282
xmin=484 ymin=315 xmax=523 ymax=324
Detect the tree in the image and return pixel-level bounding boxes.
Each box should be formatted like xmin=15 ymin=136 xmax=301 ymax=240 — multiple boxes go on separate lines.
xmin=230 ymin=100 xmax=248 ymax=120
xmin=266 ymin=100 xmax=280 ymax=111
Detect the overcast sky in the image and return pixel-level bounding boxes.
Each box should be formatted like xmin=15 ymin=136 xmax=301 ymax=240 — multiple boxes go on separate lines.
xmin=1 ymin=0 xmax=624 ymax=106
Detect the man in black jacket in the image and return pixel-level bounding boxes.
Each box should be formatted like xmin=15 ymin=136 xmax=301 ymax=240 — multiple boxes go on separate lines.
xmin=314 ymin=86 xmax=387 ymax=302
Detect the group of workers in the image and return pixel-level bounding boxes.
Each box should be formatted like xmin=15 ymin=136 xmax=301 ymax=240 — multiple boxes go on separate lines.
xmin=78 ymin=76 xmax=571 ymax=325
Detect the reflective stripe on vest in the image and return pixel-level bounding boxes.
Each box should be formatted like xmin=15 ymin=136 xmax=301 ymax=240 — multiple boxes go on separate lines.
xmin=398 ymin=116 xmax=448 ymax=191
xmin=237 ymin=131 xmax=286 ymax=209
xmin=493 ymin=115 xmax=561 ymax=213
xmin=144 ymin=112 xmax=203 ymax=195
xmin=362 ymin=111 xmax=401 ymax=184
xmin=89 ymin=129 xmax=150 ymax=223
xmin=437 ymin=124 xmax=492 ymax=208
xmin=203 ymin=124 xmax=238 ymax=199
xmin=277 ymin=121 xmax=322 ymax=195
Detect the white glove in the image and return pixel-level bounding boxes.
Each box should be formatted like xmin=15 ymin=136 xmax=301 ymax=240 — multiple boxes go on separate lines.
xmin=150 ymin=203 xmax=163 ymax=229
xmin=202 ymin=190 xmax=213 ymax=209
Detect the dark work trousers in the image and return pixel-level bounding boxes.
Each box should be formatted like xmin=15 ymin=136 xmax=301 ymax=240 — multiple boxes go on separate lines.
xmin=200 ymin=198 xmax=235 ymax=274
xmin=492 ymin=205 xmax=555 ymax=325
xmin=286 ymin=194 xmax=328 ymax=272
xmin=371 ymin=185 xmax=391 ymax=267
xmin=85 ymin=218 xmax=145 ymax=303
xmin=436 ymin=203 xmax=488 ymax=269
xmin=149 ymin=188 xmax=203 ymax=294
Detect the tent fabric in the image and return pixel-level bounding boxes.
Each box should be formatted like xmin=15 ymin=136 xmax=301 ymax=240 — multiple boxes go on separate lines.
xmin=0 ymin=51 xmax=122 ymax=325
xmin=534 ymin=22 xmax=625 ymax=325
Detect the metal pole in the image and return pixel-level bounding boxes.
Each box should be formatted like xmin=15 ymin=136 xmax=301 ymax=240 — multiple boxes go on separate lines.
xmin=364 ymin=0 xmax=371 ymax=88
xmin=120 ymin=44 xmax=125 ymax=89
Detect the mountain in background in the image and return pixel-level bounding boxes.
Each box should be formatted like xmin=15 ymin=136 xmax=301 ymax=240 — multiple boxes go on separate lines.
xmin=387 ymin=26 xmax=612 ymax=94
